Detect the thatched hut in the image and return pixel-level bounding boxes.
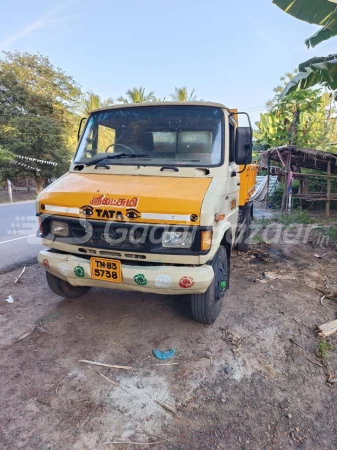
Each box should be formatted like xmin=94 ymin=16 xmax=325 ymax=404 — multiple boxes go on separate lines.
xmin=261 ymin=146 xmax=337 ymax=217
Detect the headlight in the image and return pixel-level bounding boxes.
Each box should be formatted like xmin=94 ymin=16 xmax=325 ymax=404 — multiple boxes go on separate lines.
xmin=51 ymin=220 xmax=69 ymax=237
xmin=162 ymin=231 xmax=192 ymax=248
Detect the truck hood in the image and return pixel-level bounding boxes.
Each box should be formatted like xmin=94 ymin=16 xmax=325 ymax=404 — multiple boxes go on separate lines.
xmin=38 ymin=173 xmax=212 ymax=225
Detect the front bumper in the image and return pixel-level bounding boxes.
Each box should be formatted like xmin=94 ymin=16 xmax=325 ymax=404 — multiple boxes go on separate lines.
xmin=38 ymin=250 xmax=214 ymax=295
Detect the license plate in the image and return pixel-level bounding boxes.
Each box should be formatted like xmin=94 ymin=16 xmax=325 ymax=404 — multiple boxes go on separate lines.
xmin=90 ymin=258 xmax=122 ymax=283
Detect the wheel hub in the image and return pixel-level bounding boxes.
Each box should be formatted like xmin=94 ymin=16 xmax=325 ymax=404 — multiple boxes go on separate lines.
xmin=215 ymin=264 xmax=227 ymax=302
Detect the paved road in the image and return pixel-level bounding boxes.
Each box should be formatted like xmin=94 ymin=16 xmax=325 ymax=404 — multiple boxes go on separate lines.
xmin=0 ymin=201 xmax=44 ymax=272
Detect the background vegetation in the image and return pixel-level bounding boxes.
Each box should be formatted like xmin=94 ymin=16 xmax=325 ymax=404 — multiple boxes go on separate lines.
xmin=254 ymin=73 xmax=337 ymax=151
xmin=0 ymin=51 xmax=200 ymax=189
xmin=2 ymin=3 xmax=337 ymax=197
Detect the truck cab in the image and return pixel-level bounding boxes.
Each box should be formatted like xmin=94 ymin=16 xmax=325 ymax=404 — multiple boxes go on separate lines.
xmin=37 ymin=102 xmax=255 ymax=323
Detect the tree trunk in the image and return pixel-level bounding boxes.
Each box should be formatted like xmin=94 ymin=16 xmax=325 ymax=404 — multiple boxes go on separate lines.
xmin=35 ymin=178 xmax=45 ymax=194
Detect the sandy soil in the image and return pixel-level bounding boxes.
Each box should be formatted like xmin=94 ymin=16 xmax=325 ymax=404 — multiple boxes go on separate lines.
xmin=1 ymin=234 xmax=337 ymax=449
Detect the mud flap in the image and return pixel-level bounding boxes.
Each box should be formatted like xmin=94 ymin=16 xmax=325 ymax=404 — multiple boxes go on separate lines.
xmin=235 ymin=201 xmax=253 ymax=253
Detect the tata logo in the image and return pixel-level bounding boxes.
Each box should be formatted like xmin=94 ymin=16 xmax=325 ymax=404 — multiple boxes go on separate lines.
xmin=95 ymin=208 xmax=141 ymax=220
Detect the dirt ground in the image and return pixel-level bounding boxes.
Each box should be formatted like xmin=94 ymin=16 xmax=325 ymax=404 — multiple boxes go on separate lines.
xmin=1 ymin=230 xmax=337 ymax=449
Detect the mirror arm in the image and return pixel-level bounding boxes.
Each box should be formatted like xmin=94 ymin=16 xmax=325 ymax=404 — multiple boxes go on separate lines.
xmin=233 ymin=164 xmax=247 ymax=175
xmin=232 ymin=143 xmax=253 ymax=175
xmin=229 ymin=111 xmax=253 ymax=131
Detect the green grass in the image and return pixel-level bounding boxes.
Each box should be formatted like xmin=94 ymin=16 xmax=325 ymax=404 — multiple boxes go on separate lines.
xmin=318 ymin=339 xmax=334 ymax=359
xmin=255 ymin=210 xmax=313 ymax=227
xmin=277 ymin=210 xmax=313 ymax=225
xmin=255 ymin=216 xmax=274 ymax=227
xmin=252 ymin=234 xmax=269 ymax=244
xmin=326 ymin=223 xmax=337 ymax=245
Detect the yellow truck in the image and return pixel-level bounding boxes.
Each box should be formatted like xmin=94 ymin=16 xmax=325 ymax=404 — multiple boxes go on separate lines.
xmin=37 ymin=102 xmax=258 ymax=323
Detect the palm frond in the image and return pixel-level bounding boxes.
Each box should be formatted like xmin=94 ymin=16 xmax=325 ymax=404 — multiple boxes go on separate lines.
xmin=170 ymin=87 xmax=198 ymax=101
xmin=118 ymin=86 xmax=156 ymax=103
xmin=79 ymin=91 xmax=114 ymax=115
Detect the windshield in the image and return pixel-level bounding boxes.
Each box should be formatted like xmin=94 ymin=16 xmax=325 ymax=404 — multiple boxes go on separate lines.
xmin=75 ymin=105 xmax=224 ymax=167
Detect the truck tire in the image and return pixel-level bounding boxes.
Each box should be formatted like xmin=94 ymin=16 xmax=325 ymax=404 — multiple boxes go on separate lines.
xmin=191 ymin=246 xmax=228 ymax=324
xmin=46 ymin=272 xmax=91 ymax=298
xmin=237 ymin=207 xmax=252 ymax=253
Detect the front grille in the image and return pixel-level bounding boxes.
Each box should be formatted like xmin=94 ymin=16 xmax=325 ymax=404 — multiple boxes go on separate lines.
xmin=39 ymin=214 xmax=209 ymax=255
xmin=70 ymin=223 xmax=149 ymax=250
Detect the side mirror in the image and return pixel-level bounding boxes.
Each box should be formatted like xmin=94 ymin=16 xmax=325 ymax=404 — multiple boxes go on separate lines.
xmin=235 ymin=127 xmax=252 ymax=165
xmin=77 ymin=117 xmax=87 ymax=141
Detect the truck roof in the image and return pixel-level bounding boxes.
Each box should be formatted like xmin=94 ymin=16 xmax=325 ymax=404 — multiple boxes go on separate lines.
xmin=90 ymin=101 xmax=229 ymax=114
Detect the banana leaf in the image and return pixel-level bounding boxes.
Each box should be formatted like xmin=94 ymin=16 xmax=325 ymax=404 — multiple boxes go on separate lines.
xmin=281 ymin=54 xmax=337 ymax=98
xmin=272 ymin=0 xmax=337 ymax=47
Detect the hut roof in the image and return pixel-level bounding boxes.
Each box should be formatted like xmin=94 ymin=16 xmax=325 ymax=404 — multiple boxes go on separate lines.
xmin=261 ymin=146 xmax=337 ymax=173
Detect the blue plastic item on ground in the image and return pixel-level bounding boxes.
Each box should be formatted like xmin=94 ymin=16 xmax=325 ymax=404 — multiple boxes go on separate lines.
xmin=152 ymin=348 xmax=176 ymax=360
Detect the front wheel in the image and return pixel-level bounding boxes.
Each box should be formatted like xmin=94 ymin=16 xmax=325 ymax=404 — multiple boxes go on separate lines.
xmin=46 ymin=272 xmax=91 ymax=298
xmin=191 ymin=246 xmax=229 ymax=324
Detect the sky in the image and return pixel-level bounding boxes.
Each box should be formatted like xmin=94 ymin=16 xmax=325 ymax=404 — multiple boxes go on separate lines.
xmin=1 ymin=0 xmax=337 ymax=126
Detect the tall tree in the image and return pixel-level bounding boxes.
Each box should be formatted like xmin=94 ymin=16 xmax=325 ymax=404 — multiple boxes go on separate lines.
xmin=0 ymin=51 xmax=82 ymax=191
xmin=0 ymin=147 xmax=14 ymax=186
xmin=117 ymin=86 xmax=155 ymax=103
xmin=80 ymin=91 xmax=114 ymax=116
xmin=170 ymin=87 xmax=197 ymax=101
xmin=272 ymin=1 xmax=337 ymax=98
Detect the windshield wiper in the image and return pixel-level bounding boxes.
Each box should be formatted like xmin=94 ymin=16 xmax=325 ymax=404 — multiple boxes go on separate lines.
xmin=85 ymin=153 xmax=148 ymax=166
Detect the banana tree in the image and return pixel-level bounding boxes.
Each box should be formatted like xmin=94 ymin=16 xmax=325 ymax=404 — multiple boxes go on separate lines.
xmin=273 ymin=0 xmax=337 ymax=48
xmin=255 ymin=88 xmax=333 ymax=149
xmin=254 ymin=113 xmax=289 ymax=147
xmin=273 ymin=1 xmax=337 ymax=97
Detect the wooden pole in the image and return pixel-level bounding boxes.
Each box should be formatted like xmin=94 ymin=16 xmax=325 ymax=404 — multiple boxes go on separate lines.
xmin=281 ymin=169 xmax=288 ymax=212
xmin=326 ymin=159 xmax=331 ymax=218
xmin=281 ymin=151 xmax=291 ymax=212
xmin=265 ymin=156 xmax=270 ymax=209
xmin=292 ymin=172 xmax=337 ymax=179
xmin=285 ymin=151 xmax=292 ymax=213
xmin=297 ymin=167 xmax=303 ymax=209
